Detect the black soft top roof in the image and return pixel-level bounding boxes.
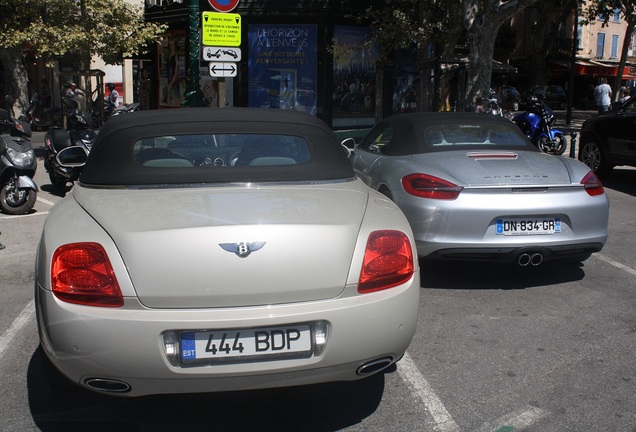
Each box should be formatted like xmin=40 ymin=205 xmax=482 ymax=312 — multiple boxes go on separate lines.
xmin=374 ymin=112 xmax=533 ymax=156
xmin=80 ymin=108 xmax=354 ymax=186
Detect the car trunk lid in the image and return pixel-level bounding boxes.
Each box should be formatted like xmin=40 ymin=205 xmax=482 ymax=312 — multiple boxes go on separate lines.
xmin=73 ymin=183 xmax=368 ymax=308
xmin=410 ymin=150 xmax=571 ymax=186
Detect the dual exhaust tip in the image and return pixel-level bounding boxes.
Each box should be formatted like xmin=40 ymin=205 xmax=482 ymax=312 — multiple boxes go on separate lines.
xmin=517 ymin=252 xmax=544 ymax=267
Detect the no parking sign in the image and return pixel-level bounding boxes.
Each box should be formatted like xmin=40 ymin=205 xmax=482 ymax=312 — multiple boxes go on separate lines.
xmin=208 ymin=0 xmax=239 ymax=12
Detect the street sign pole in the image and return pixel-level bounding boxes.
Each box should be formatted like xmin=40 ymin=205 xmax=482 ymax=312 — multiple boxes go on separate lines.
xmin=184 ymin=0 xmax=206 ymax=107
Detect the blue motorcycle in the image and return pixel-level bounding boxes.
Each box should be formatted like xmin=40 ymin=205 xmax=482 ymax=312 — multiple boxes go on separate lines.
xmin=512 ymin=98 xmax=567 ymax=155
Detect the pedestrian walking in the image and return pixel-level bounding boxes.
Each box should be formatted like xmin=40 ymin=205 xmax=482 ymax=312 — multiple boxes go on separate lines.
xmin=593 ymin=78 xmax=612 ymax=113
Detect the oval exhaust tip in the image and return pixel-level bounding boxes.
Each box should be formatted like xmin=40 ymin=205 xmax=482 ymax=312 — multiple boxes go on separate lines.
xmin=530 ymin=253 xmax=544 ymax=266
xmin=84 ymin=378 xmax=131 ymax=393
xmin=356 ymin=356 xmax=394 ymax=376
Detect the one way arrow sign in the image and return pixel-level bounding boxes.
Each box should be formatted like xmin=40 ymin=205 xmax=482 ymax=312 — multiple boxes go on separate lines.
xmin=209 ymin=62 xmax=237 ymax=78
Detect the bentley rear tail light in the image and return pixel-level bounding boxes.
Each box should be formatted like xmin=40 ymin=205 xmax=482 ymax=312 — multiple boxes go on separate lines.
xmin=402 ymin=173 xmax=463 ymax=199
xmin=51 ymin=242 xmax=123 ymax=307
xmin=358 ymin=230 xmax=414 ymax=293
xmin=581 ymin=171 xmax=605 ymax=196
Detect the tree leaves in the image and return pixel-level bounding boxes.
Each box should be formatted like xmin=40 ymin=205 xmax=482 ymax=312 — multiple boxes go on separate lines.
xmin=0 ymin=0 xmax=167 ymax=65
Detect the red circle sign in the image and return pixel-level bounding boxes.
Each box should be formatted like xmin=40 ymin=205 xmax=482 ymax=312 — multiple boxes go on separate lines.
xmin=208 ymin=0 xmax=239 ymax=12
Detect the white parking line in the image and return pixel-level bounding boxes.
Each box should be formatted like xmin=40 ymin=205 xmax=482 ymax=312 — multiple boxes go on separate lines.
xmin=0 ymin=300 xmax=34 ymax=361
xmin=398 ymin=351 xmax=460 ymax=431
xmin=595 ymin=253 xmax=636 ymax=276
xmin=0 ymin=211 xmax=48 ymax=220
xmin=37 ymin=196 xmax=56 ymax=207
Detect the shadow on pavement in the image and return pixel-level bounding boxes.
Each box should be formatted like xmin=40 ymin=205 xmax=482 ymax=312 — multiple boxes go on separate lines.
xmin=599 ymin=168 xmax=636 ymax=197
xmin=420 ymin=259 xmax=586 ymax=290
xmin=28 ymin=346 xmax=386 ymax=432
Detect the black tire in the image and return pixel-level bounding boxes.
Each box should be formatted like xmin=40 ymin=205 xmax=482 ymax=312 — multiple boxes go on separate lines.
xmin=537 ymin=133 xmax=566 ymax=155
xmin=0 ymin=180 xmax=37 ymax=215
xmin=579 ymin=138 xmax=613 ymax=177
xmin=48 ymin=170 xmax=67 ymax=190
xmin=552 ymin=133 xmax=567 ymax=155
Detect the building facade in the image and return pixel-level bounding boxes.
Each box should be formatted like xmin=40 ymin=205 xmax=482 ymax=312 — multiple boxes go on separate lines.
xmin=143 ymin=0 xmax=390 ymax=128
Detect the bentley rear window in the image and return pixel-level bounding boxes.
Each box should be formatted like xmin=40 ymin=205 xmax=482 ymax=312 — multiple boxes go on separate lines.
xmin=133 ymin=134 xmax=311 ymax=168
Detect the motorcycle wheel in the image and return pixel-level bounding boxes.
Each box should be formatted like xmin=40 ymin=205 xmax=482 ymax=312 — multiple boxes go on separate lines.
xmin=551 ymin=133 xmax=567 ymax=155
xmin=0 ymin=179 xmax=37 ymax=215
xmin=48 ymin=171 xmax=67 ymax=191
xmin=538 ymin=134 xmax=567 ymax=155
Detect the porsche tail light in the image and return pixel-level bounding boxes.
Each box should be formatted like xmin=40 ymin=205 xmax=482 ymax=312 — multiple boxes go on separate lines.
xmin=402 ymin=173 xmax=463 ymax=199
xmin=51 ymin=243 xmax=123 ymax=307
xmin=358 ymin=230 xmax=414 ymax=293
xmin=581 ymin=171 xmax=605 ymax=196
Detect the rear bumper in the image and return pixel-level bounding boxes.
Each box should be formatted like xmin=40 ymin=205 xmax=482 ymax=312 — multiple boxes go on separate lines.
xmin=424 ymin=242 xmax=604 ymax=264
xmin=36 ymin=272 xmax=420 ymax=397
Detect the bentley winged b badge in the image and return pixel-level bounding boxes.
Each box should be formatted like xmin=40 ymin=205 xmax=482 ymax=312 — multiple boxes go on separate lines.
xmin=219 ymin=242 xmax=266 ymax=258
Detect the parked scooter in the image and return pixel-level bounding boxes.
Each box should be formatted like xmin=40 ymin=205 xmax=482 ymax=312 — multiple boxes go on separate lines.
xmin=512 ymin=97 xmax=567 ymax=155
xmin=0 ymin=96 xmax=38 ymax=215
xmin=18 ymin=92 xmax=63 ymax=131
xmin=43 ymin=96 xmax=96 ymax=192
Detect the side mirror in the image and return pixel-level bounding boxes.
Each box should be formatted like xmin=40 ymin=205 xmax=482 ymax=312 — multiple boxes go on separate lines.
xmin=56 ymin=146 xmax=88 ymax=167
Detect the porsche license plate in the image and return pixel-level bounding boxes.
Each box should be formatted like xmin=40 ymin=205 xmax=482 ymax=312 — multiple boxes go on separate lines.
xmin=180 ymin=325 xmax=312 ymax=364
xmin=496 ymin=218 xmax=561 ymax=236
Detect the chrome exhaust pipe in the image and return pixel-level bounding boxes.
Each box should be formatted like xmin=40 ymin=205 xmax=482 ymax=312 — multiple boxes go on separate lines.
xmin=530 ymin=253 xmax=544 ymax=266
xmin=356 ymin=356 xmax=394 ymax=376
xmin=517 ymin=253 xmax=531 ymax=267
xmin=84 ymin=378 xmax=131 ymax=393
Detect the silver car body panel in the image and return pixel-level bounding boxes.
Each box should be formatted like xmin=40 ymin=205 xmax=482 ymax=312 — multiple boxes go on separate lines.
xmin=352 ymin=149 xmax=609 ymax=259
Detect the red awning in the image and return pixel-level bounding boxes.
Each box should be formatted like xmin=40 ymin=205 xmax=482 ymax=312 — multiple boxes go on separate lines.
xmin=549 ymin=59 xmax=636 ymax=80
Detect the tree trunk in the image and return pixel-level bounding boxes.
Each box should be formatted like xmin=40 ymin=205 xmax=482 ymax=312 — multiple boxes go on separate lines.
xmin=463 ymin=0 xmax=537 ymax=108
xmin=0 ymin=48 xmax=29 ymax=117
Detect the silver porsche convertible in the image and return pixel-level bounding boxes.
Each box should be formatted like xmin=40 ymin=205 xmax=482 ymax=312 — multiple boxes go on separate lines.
xmin=349 ymin=112 xmax=609 ymax=266
xmin=35 ymin=108 xmax=420 ymax=397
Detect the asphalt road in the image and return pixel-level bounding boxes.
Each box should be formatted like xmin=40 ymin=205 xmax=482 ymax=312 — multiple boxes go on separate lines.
xmin=1 ymin=117 xmax=635 ymax=431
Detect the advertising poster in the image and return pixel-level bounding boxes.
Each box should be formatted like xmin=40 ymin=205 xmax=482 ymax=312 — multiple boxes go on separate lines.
xmin=157 ymin=30 xmax=186 ymax=108
xmin=248 ymin=24 xmax=317 ymax=114
xmin=332 ymin=25 xmax=379 ymax=127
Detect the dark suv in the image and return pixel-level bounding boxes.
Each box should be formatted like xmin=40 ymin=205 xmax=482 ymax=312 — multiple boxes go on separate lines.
xmin=578 ymin=96 xmax=636 ymax=176
xmin=520 ymin=85 xmax=567 ymax=110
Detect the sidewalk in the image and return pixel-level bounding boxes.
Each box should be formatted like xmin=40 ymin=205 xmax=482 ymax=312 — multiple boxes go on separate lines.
xmin=553 ymin=109 xmax=595 ymax=158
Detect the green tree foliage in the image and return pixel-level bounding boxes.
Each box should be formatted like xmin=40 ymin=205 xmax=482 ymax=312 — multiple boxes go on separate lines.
xmin=0 ymin=0 xmax=167 ymax=65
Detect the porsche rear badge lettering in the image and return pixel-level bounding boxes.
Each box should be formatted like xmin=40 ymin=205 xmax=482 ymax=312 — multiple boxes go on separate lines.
xmin=219 ymin=242 xmax=266 ymax=258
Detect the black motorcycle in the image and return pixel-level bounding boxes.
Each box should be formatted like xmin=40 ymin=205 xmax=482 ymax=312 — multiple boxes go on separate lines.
xmin=0 ymin=96 xmax=38 ymax=215
xmin=43 ymin=97 xmax=95 ymax=192
xmin=18 ymin=92 xmax=63 ymax=131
